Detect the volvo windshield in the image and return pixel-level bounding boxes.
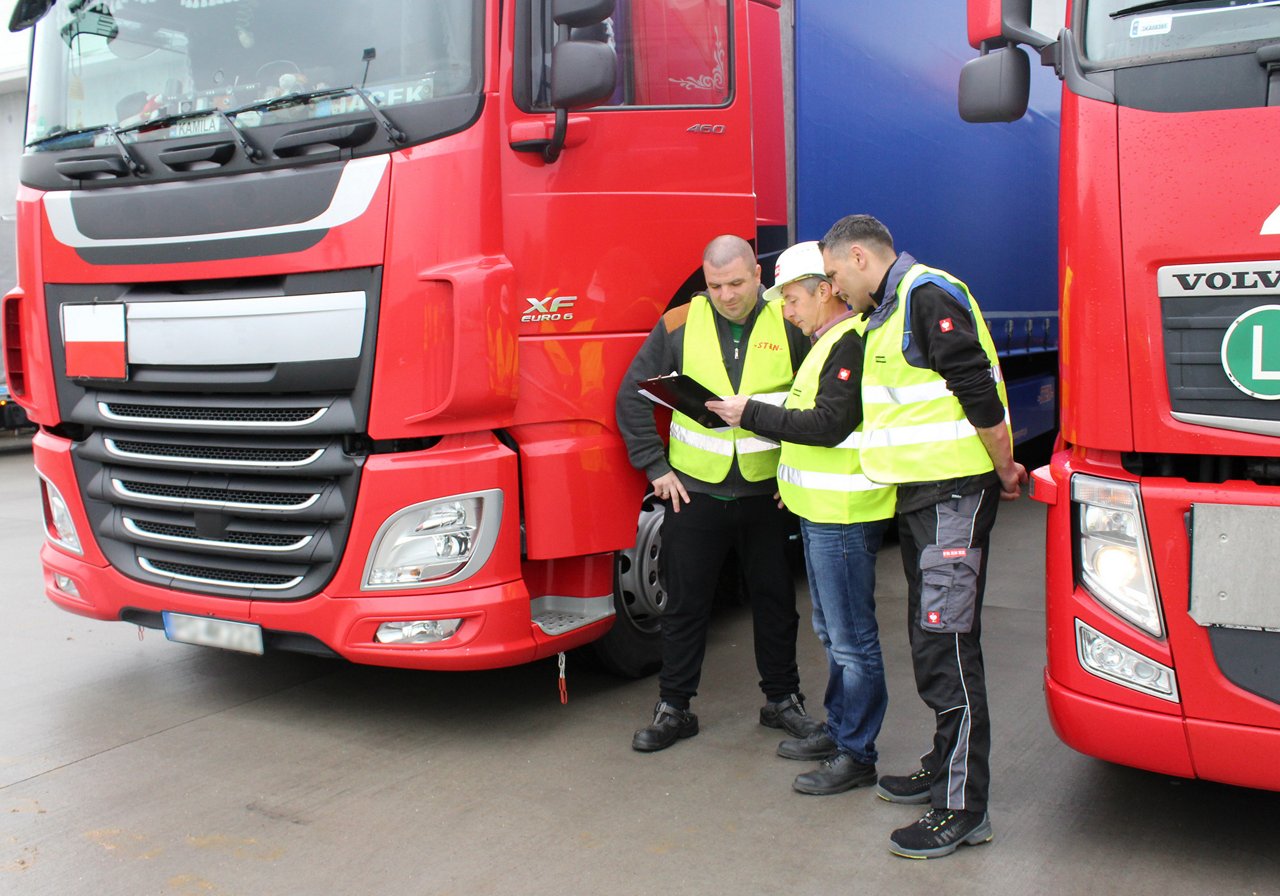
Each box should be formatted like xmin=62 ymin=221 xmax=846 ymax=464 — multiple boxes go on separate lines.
xmin=1084 ymin=0 xmax=1280 ymax=64
xmin=25 ymin=0 xmax=480 ymax=151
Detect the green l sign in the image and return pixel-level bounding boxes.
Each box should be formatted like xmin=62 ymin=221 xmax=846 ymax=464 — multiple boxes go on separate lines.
xmin=1221 ymin=305 xmax=1280 ymax=400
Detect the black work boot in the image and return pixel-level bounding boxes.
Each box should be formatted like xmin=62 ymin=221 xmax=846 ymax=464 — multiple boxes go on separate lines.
xmin=759 ymin=693 xmax=823 ymax=738
xmin=889 ymin=808 xmax=993 ymax=859
xmin=792 ymin=752 xmax=877 ymax=795
xmin=631 ymin=701 xmax=698 ymax=752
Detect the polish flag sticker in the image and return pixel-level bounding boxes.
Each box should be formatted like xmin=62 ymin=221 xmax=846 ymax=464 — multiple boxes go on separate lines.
xmin=63 ymin=304 xmax=127 ymax=380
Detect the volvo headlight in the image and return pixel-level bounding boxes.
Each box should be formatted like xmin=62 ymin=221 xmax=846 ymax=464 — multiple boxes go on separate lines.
xmin=1072 ymin=474 xmax=1162 ymax=637
xmin=362 ymin=490 xmax=502 ymax=590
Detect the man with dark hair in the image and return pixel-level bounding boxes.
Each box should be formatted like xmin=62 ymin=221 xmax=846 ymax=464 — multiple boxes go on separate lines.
xmin=616 ymin=234 xmax=820 ymax=753
xmin=820 ymin=214 xmax=1027 ymax=858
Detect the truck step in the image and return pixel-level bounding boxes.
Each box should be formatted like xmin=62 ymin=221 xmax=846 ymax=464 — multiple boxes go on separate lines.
xmin=530 ymin=595 xmax=614 ymax=636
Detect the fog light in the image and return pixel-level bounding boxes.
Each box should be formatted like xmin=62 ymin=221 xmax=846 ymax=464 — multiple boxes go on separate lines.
xmin=1076 ymin=619 xmax=1178 ymax=702
xmin=54 ymin=574 xmax=80 ymax=597
xmin=40 ymin=476 xmax=83 ymax=555
xmin=375 ymin=619 xmax=463 ymax=644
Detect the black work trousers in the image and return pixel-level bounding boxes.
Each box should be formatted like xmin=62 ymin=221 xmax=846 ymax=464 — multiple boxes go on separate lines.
xmin=657 ymin=493 xmax=800 ymax=708
xmin=898 ymin=485 xmax=1000 ymax=815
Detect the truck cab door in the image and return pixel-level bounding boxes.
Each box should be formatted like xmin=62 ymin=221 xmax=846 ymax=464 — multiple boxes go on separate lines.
xmin=506 ymin=0 xmax=755 ymax=338
xmin=502 ymin=0 xmax=758 ymax=560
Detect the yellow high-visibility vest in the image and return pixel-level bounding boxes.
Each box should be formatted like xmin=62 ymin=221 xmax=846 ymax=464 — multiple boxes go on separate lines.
xmin=669 ymin=296 xmax=794 ymax=483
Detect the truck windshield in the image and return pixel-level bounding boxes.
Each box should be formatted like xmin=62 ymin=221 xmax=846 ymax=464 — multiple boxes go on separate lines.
xmin=1083 ymin=0 xmax=1280 ymax=64
xmin=25 ymin=0 xmax=480 ymax=149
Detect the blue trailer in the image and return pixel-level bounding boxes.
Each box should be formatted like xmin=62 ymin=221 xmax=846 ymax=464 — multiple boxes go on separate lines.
xmin=792 ymin=0 xmax=1061 ymax=445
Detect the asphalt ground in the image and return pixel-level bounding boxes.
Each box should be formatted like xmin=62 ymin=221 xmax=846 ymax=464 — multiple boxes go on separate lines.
xmin=1 ymin=442 xmax=1277 ymax=895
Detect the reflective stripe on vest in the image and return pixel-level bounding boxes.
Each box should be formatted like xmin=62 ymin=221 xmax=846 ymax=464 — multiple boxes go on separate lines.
xmin=668 ymin=296 xmax=794 ymax=483
xmin=861 ymin=263 xmax=1008 ymax=485
xmin=776 ymin=317 xmax=896 ymax=524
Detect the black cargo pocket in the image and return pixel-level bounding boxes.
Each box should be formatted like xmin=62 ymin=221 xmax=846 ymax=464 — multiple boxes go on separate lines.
xmin=919 ymin=545 xmax=982 ymax=633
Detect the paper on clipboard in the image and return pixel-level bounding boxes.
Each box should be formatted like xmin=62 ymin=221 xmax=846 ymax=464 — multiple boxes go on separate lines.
xmin=637 ymin=373 xmax=729 ymax=430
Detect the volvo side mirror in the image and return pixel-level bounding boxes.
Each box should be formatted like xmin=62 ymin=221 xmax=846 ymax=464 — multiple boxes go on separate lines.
xmin=959 ymin=45 xmax=1031 ymax=123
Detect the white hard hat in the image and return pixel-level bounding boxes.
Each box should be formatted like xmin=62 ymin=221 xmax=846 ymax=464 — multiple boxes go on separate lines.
xmin=764 ymin=241 xmax=828 ymax=303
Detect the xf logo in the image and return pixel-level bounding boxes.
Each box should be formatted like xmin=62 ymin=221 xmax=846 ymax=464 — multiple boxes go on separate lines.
xmin=522 ymin=295 xmax=577 ymax=322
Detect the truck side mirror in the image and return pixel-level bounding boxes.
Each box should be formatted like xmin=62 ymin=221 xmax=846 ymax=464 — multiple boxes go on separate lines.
xmin=9 ymin=0 xmax=54 ymax=32
xmin=550 ymin=40 xmax=617 ymax=110
xmin=540 ymin=0 xmax=617 ymax=163
xmin=552 ymin=0 xmax=615 ymax=29
xmin=959 ymin=45 xmax=1030 ymax=123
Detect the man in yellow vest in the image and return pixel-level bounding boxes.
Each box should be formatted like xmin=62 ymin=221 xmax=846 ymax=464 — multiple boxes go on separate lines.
xmin=616 ymin=235 xmax=818 ymax=752
xmin=708 ymin=241 xmax=896 ymax=796
xmin=820 ymin=215 xmax=1027 ymax=858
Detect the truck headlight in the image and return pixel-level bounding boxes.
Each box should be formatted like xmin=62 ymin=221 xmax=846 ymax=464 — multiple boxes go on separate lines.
xmin=362 ymin=490 xmax=502 ymax=590
xmin=40 ymin=476 xmax=83 ymax=555
xmin=1072 ymin=474 xmax=1162 ymax=637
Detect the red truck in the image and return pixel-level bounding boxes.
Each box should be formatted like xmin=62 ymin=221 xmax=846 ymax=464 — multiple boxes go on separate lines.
xmin=3 ymin=0 xmax=789 ymax=675
xmin=963 ymin=0 xmax=1280 ymax=790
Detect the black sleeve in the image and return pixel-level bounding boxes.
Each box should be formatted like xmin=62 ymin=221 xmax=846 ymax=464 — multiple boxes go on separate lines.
xmin=616 ymin=323 xmax=678 ymax=482
xmin=909 ymin=283 xmax=1005 ymax=429
xmin=741 ymin=328 xmax=864 ymax=447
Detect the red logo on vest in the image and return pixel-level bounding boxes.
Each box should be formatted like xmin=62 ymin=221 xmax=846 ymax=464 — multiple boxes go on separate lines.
xmin=927 ymin=611 xmax=941 ymax=625
xmin=939 ymin=318 xmax=954 ymax=333
xmin=837 ymin=368 xmax=851 ymax=381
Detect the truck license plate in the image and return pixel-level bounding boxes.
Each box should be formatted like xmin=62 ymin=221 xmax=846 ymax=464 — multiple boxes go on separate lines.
xmin=162 ymin=612 xmax=264 ymax=655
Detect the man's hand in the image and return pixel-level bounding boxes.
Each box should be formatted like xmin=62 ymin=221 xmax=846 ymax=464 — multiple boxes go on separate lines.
xmin=651 ymin=470 xmax=691 ymax=513
xmin=998 ymin=462 xmax=1029 ymax=501
xmin=976 ymin=422 xmax=1027 ymax=501
xmin=705 ymin=395 xmax=751 ymax=428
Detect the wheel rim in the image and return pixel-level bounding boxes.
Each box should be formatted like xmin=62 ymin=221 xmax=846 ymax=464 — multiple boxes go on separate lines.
xmin=615 ymin=496 xmax=666 ymax=634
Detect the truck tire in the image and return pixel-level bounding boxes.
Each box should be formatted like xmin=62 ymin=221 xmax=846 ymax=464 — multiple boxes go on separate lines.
xmin=588 ymin=493 xmax=666 ymax=678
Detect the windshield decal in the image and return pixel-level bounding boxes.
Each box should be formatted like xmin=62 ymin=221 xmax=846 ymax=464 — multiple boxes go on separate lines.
xmin=1130 ymin=16 xmax=1173 ymax=38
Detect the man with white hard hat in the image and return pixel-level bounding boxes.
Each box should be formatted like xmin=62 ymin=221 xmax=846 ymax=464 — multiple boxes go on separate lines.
xmin=709 ymin=241 xmax=896 ymax=796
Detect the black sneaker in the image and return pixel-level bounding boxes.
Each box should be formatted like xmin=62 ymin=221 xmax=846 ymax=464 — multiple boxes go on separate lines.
xmin=792 ymin=752 xmax=878 ymax=795
xmin=759 ymin=693 xmax=823 ymax=738
xmin=632 ymin=701 xmax=698 ymax=752
xmin=777 ymin=730 xmax=838 ymax=761
xmin=876 ymin=767 xmax=933 ymax=804
xmin=889 ymin=808 xmax=993 ymax=859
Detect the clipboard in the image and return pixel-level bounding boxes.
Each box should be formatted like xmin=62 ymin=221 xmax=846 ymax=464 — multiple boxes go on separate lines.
xmin=637 ymin=374 xmax=728 ymax=429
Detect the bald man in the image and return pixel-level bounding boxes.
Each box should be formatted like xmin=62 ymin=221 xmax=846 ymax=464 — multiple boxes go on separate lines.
xmin=617 ymin=235 xmax=819 ymax=753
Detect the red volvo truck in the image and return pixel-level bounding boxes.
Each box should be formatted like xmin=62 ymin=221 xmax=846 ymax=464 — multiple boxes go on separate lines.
xmin=3 ymin=0 xmax=790 ymax=675
xmin=963 ymin=0 xmax=1280 ymax=790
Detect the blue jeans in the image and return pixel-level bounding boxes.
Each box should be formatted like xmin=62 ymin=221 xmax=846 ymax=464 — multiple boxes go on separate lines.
xmin=800 ymin=517 xmax=890 ymax=765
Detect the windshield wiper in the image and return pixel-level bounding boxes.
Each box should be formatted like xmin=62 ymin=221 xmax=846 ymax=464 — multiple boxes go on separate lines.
xmin=26 ymin=123 xmax=147 ymax=175
xmin=1111 ymin=0 xmax=1273 ymax=18
xmin=227 ymin=85 xmax=407 ymax=145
